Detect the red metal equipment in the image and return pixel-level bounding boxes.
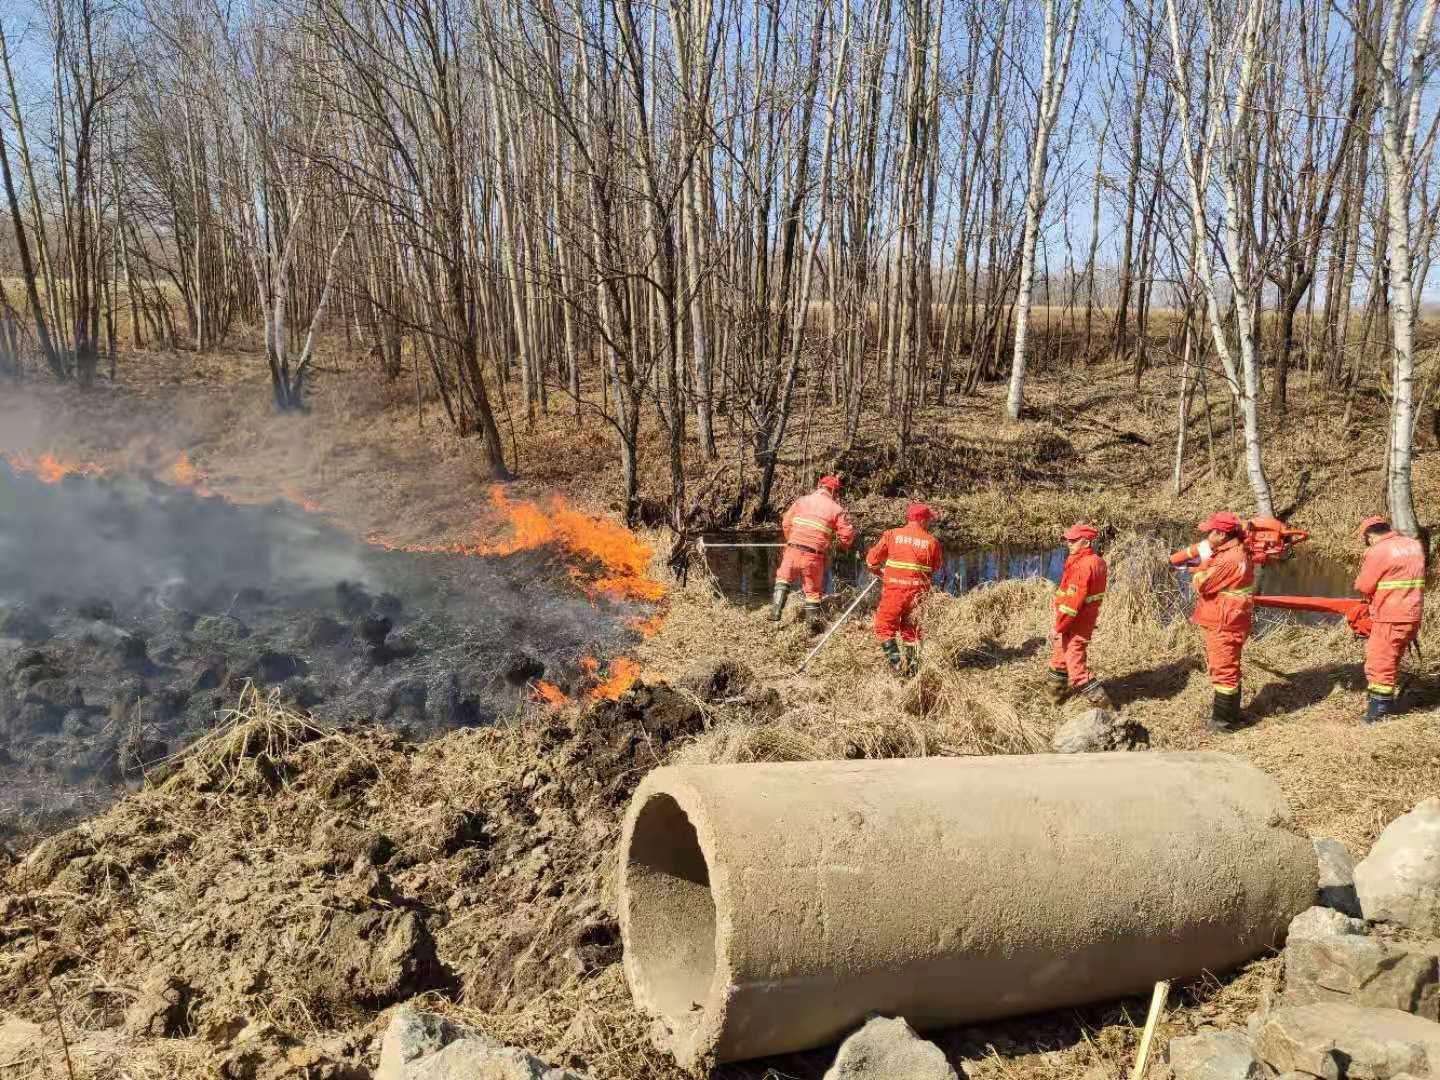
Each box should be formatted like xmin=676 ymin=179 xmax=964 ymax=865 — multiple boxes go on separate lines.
xmin=1252 ymin=595 xmax=1372 ymax=638
xmin=1172 ymin=516 xmax=1311 ymax=569
xmin=1243 ymin=516 xmax=1311 ymax=565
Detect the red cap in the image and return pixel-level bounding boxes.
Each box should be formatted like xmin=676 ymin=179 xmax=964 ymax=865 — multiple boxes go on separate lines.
xmin=907 ymin=503 xmax=935 ymax=523
xmin=1063 ymin=523 xmax=1098 ymax=542
xmin=1359 ymin=515 xmax=1390 ymax=537
xmin=818 ymin=475 xmax=842 ymax=494
xmin=1197 ymin=512 xmax=1241 ymax=534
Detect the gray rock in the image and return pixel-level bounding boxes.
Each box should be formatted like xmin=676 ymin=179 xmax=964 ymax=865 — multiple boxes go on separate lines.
xmin=378 ymin=1007 xmax=586 ymax=1080
xmin=1285 ymin=930 xmax=1439 ymax=1019
xmin=1168 ymin=1031 xmax=1266 ymax=1080
xmin=379 ymin=1010 xmax=475 ymax=1080
xmin=1356 ymin=800 xmax=1440 ymax=934
xmin=1287 ymin=905 xmax=1368 ymax=942
xmin=823 ymin=1016 xmax=961 ymax=1080
xmin=1254 ymin=1003 xmax=1440 ymax=1079
xmin=1051 ymin=708 xmax=1149 ymax=754
xmin=410 ymin=1039 xmax=586 ymax=1079
xmin=1315 ymin=837 xmax=1363 ymax=918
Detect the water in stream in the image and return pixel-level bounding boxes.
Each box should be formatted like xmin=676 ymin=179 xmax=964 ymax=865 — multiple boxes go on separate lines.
xmin=700 ymin=532 xmax=1360 ymax=629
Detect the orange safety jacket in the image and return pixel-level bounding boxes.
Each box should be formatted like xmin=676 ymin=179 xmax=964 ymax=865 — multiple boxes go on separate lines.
xmin=782 ymin=489 xmax=856 ymax=553
xmin=1355 ymin=531 xmax=1426 ymax=624
xmin=1175 ymin=537 xmax=1256 ymax=634
xmin=866 ymin=523 xmax=943 ymax=589
xmin=1054 ymin=548 xmax=1107 ymax=635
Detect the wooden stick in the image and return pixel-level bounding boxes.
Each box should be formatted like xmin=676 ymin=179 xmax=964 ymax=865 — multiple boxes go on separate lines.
xmin=1128 ymin=979 xmax=1171 ymax=1080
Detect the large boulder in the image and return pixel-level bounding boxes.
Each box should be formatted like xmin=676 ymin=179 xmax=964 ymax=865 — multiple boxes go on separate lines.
xmin=377 ymin=1008 xmax=586 ymax=1080
xmin=1168 ymin=1030 xmax=1266 ymax=1080
xmin=1285 ymin=928 xmax=1439 ymax=1020
xmin=1356 ymin=800 xmax=1440 ymax=934
xmin=1315 ymin=837 xmax=1363 ymax=919
xmin=1051 ymin=708 xmax=1149 ymax=754
xmin=1253 ymin=1003 xmax=1440 ymax=1078
xmin=822 ymin=1016 xmax=962 ymax=1080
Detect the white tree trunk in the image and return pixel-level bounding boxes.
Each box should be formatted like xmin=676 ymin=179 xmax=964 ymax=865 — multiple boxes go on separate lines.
xmin=1164 ymin=0 xmax=1274 ymax=515
xmin=1378 ymin=0 xmax=1439 ymax=535
xmin=1005 ymin=0 xmax=1081 ymax=420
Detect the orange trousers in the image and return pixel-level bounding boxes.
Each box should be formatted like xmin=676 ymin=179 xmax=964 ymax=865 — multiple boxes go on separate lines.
xmin=875 ymin=585 xmax=927 ymax=644
xmin=1049 ymin=632 xmax=1094 ymax=687
xmin=1204 ymin=628 xmax=1248 ymax=693
xmin=775 ymin=547 xmax=826 ymax=601
xmin=1365 ymin=621 xmax=1420 ymax=696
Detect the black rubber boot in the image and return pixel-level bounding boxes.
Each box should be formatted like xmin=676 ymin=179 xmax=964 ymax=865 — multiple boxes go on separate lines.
xmin=1364 ymin=691 xmax=1393 ymax=725
xmin=769 ymin=582 xmax=791 ymax=623
xmin=901 ymin=644 xmax=920 ymax=678
xmin=1043 ymin=669 xmax=1069 ymax=705
xmin=1208 ymin=690 xmax=1240 ymax=733
xmin=804 ymin=600 xmax=825 ymax=633
xmin=881 ymin=639 xmax=903 ymax=673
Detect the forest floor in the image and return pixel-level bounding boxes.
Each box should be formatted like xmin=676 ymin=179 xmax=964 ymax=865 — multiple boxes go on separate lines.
xmin=3 ymin=332 xmax=1440 ymax=1079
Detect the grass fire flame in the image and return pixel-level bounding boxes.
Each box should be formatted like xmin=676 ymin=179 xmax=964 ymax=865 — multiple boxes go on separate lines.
xmin=3 ymin=452 xmax=107 ymax=483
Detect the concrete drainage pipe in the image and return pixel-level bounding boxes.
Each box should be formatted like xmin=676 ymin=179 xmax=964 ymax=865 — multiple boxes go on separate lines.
xmin=618 ymin=752 xmax=1316 ymax=1067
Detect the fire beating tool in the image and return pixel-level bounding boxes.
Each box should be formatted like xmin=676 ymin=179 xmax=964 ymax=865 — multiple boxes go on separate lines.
xmin=1252 ymin=594 xmax=1372 ymax=638
xmin=799 ymin=578 xmax=879 ymax=673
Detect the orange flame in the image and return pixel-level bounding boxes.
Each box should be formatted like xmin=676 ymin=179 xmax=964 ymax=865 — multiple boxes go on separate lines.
xmin=628 ymin=612 xmax=666 ymax=637
xmin=169 ymin=454 xmax=212 ymax=493
xmin=4 ymin=452 xmax=106 ymax=483
xmin=582 ymin=655 xmax=642 ymax=700
xmin=531 ymin=679 xmax=570 ymax=706
xmin=476 ymin=487 xmax=664 ymax=602
xmin=367 ymin=486 xmax=665 ymax=604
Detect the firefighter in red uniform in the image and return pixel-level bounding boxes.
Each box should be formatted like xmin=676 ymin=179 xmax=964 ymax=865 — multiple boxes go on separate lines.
xmin=1354 ymin=515 xmax=1425 ymax=723
xmin=1045 ymin=523 xmax=1110 ymax=706
xmin=866 ymin=504 xmax=943 ymax=675
xmin=771 ymin=475 xmax=857 ymax=630
xmin=1170 ymin=512 xmax=1256 ymax=732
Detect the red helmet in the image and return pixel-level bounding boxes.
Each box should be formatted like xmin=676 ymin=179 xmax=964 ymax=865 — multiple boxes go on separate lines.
xmin=1359 ymin=515 xmax=1390 ymax=538
xmin=906 ymin=503 xmax=935 ymax=523
xmin=1062 ymin=523 xmax=1098 ymax=542
xmin=1197 ymin=512 xmax=1241 ymax=534
xmin=817 ymin=475 xmax=842 ymax=494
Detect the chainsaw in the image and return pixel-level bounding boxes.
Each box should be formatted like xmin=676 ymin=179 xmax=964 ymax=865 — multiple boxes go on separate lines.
xmin=1243 ymin=516 xmax=1311 ymax=565
xmin=1171 ymin=516 xmax=1310 ymax=569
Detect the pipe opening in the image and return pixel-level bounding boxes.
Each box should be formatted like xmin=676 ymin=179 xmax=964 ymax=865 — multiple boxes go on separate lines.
xmin=624 ymin=792 xmax=717 ymax=1026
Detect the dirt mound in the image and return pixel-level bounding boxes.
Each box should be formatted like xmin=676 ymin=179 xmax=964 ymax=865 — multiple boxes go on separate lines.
xmin=0 ymin=680 xmax=707 ymax=1076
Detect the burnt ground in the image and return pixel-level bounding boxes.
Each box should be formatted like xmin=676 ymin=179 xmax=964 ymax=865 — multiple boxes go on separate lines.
xmin=0 ymin=464 xmax=645 ymax=845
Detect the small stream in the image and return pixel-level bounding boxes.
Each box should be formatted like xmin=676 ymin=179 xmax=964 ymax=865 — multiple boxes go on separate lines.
xmin=700 ymin=532 xmax=1359 ymax=628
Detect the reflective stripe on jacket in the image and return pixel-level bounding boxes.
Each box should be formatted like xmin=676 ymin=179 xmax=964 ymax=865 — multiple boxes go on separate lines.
xmin=1355 ymin=531 xmax=1426 ymax=624
xmin=782 ymin=489 xmax=856 ymax=553
xmin=866 ymin=523 xmax=943 ymax=589
xmin=1054 ymin=548 xmax=1108 ymax=635
xmin=1180 ymin=537 xmax=1255 ymax=634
